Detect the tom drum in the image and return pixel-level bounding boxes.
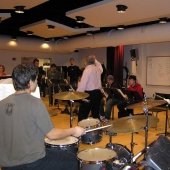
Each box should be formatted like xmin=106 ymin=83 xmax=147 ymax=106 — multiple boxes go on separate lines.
xmin=78 ymin=117 xmax=102 ymax=144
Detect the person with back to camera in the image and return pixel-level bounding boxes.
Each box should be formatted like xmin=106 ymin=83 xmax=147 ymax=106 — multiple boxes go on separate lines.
xmin=117 ymin=75 xmax=144 ymax=118
xmin=0 ymin=64 xmax=85 ymax=170
xmin=77 ymin=55 xmax=103 ymax=121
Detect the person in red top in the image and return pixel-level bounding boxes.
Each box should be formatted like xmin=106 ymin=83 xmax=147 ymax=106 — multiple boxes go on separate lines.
xmin=128 ymin=75 xmax=143 ymax=99
xmin=117 ymin=75 xmax=144 ymax=118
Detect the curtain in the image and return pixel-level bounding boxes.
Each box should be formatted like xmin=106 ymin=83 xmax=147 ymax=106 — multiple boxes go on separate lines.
xmin=106 ymin=45 xmax=124 ymax=87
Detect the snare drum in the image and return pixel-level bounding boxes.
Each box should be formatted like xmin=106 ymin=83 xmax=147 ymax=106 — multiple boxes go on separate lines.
xmin=77 ymin=148 xmax=117 ymax=170
xmin=106 ymin=143 xmax=132 ymax=169
xmin=78 ymin=117 xmax=102 ymax=144
xmin=45 ymin=136 xmax=79 ymax=154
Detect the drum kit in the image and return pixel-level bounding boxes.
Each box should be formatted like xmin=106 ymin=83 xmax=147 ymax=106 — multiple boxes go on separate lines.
xmin=50 ymin=91 xmax=167 ymax=170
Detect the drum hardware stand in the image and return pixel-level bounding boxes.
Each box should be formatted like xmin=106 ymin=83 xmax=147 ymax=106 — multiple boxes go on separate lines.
xmin=130 ymin=132 xmax=137 ymax=155
xmin=156 ymin=104 xmax=170 ymax=137
xmin=143 ymin=98 xmax=149 ymax=151
xmin=105 ymin=131 xmax=117 ymax=148
xmin=154 ymin=94 xmax=170 ymax=137
xmin=69 ymin=99 xmax=74 ymax=127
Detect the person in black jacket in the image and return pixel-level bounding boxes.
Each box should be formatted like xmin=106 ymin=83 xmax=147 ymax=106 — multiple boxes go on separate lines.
xmin=67 ymin=58 xmax=81 ymax=90
xmin=100 ymin=75 xmax=123 ymax=120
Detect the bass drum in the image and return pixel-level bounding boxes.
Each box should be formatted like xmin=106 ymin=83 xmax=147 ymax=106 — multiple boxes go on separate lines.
xmin=106 ymin=143 xmax=132 ymax=170
xmin=45 ymin=136 xmax=79 ymax=154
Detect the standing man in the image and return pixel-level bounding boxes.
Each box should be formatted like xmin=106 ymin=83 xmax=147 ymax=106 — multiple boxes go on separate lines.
xmin=47 ymin=64 xmax=62 ymax=106
xmin=77 ymin=55 xmax=103 ymax=121
xmin=0 ymin=64 xmax=85 ymax=170
xmin=67 ymin=58 xmax=81 ymax=90
xmin=33 ymin=58 xmax=46 ymax=97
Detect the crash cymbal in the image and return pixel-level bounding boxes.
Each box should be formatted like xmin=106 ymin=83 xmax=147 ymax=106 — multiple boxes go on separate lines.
xmin=107 ymin=115 xmax=158 ymax=134
xmin=54 ymin=91 xmax=89 ymax=101
xmin=126 ymin=99 xmax=166 ymax=109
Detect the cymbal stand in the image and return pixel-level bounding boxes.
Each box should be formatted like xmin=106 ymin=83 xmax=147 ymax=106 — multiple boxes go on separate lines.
xmin=143 ymin=96 xmax=149 ymax=151
xmin=56 ymin=84 xmax=62 ymax=111
xmin=69 ymin=99 xmax=74 ymax=127
xmin=164 ymin=104 xmax=170 ymax=136
xmin=130 ymin=132 xmax=136 ymax=154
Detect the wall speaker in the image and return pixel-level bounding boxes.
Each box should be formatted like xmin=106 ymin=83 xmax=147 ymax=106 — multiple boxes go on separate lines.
xmin=146 ymin=135 xmax=170 ymax=170
xmin=130 ymin=49 xmax=137 ymax=61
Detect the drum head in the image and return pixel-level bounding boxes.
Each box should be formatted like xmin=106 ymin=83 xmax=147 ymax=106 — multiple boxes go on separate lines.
xmin=77 ymin=148 xmax=117 ymax=162
xmin=45 ymin=136 xmax=78 ymax=145
xmin=78 ymin=117 xmax=100 ymax=128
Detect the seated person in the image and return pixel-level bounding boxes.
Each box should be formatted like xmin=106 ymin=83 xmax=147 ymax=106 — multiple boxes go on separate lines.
xmin=100 ymin=75 xmax=123 ymax=120
xmin=117 ymin=75 xmax=144 ymax=118
xmin=0 ymin=64 xmax=85 ymax=170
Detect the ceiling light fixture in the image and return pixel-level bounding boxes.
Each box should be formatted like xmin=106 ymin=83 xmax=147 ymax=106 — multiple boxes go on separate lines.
xmin=76 ymin=16 xmax=85 ymax=23
xmin=14 ymin=6 xmax=25 ymax=14
xmin=117 ymin=25 xmax=125 ymax=30
xmin=63 ymin=36 xmax=68 ymax=40
xmin=116 ymin=4 xmax=128 ymax=13
xmin=86 ymin=31 xmax=93 ymax=36
xmin=159 ymin=17 xmax=168 ymax=24
xmin=47 ymin=25 xmax=55 ymax=30
xmin=27 ymin=31 xmax=33 ymax=36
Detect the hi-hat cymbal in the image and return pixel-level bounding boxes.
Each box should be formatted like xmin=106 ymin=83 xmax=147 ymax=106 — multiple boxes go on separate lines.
xmin=54 ymin=91 xmax=89 ymax=101
xmin=107 ymin=115 xmax=158 ymax=134
xmin=126 ymin=99 xmax=166 ymax=109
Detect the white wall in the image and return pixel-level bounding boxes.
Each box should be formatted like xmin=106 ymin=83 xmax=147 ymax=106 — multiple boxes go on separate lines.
xmin=0 ymin=48 xmax=107 ymax=75
xmin=124 ymin=42 xmax=170 ymax=97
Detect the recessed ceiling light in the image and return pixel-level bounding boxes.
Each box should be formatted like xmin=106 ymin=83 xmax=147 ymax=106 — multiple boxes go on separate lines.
xmin=14 ymin=6 xmax=25 ymax=14
xmin=159 ymin=17 xmax=168 ymax=24
xmin=117 ymin=25 xmax=125 ymax=30
xmin=86 ymin=31 xmax=93 ymax=36
xmin=75 ymin=16 xmax=85 ymax=23
xmin=116 ymin=4 xmax=128 ymax=13
xmin=47 ymin=25 xmax=55 ymax=30
xmin=27 ymin=31 xmax=33 ymax=36
xmin=63 ymin=36 xmax=68 ymax=40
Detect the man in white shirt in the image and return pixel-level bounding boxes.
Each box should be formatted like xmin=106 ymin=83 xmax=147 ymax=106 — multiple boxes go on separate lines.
xmin=77 ymin=55 xmax=103 ymax=121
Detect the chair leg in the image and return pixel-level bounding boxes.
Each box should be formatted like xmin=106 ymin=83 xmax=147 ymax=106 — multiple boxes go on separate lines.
xmin=111 ymin=106 xmax=114 ymax=120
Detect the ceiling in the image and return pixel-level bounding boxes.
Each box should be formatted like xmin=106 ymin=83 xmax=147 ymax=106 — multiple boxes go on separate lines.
xmin=0 ymin=0 xmax=170 ymax=40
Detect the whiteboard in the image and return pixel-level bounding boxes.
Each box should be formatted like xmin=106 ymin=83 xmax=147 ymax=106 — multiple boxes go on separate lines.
xmin=146 ymin=56 xmax=170 ymax=86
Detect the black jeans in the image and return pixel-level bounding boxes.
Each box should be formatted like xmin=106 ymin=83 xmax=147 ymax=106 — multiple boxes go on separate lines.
xmin=2 ymin=148 xmax=78 ymax=170
xmin=78 ymin=89 xmax=102 ymax=121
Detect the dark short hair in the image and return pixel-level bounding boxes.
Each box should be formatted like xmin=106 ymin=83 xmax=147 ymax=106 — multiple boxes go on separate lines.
xmin=12 ymin=64 xmax=38 ymax=91
xmin=33 ymin=58 xmax=39 ymax=64
xmin=50 ymin=63 xmax=57 ymax=68
xmin=107 ymin=75 xmax=114 ymax=80
xmin=129 ymin=75 xmax=136 ymax=81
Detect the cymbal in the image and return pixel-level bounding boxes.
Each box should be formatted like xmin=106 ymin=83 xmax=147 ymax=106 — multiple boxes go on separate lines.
xmin=107 ymin=115 xmax=158 ymax=133
xmin=126 ymin=99 xmax=166 ymax=109
xmin=54 ymin=91 xmax=89 ymax=101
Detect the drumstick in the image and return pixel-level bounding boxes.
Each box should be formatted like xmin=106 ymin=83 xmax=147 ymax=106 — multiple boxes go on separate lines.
xmin=85 ymin=124 xmax=112 ymax=133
